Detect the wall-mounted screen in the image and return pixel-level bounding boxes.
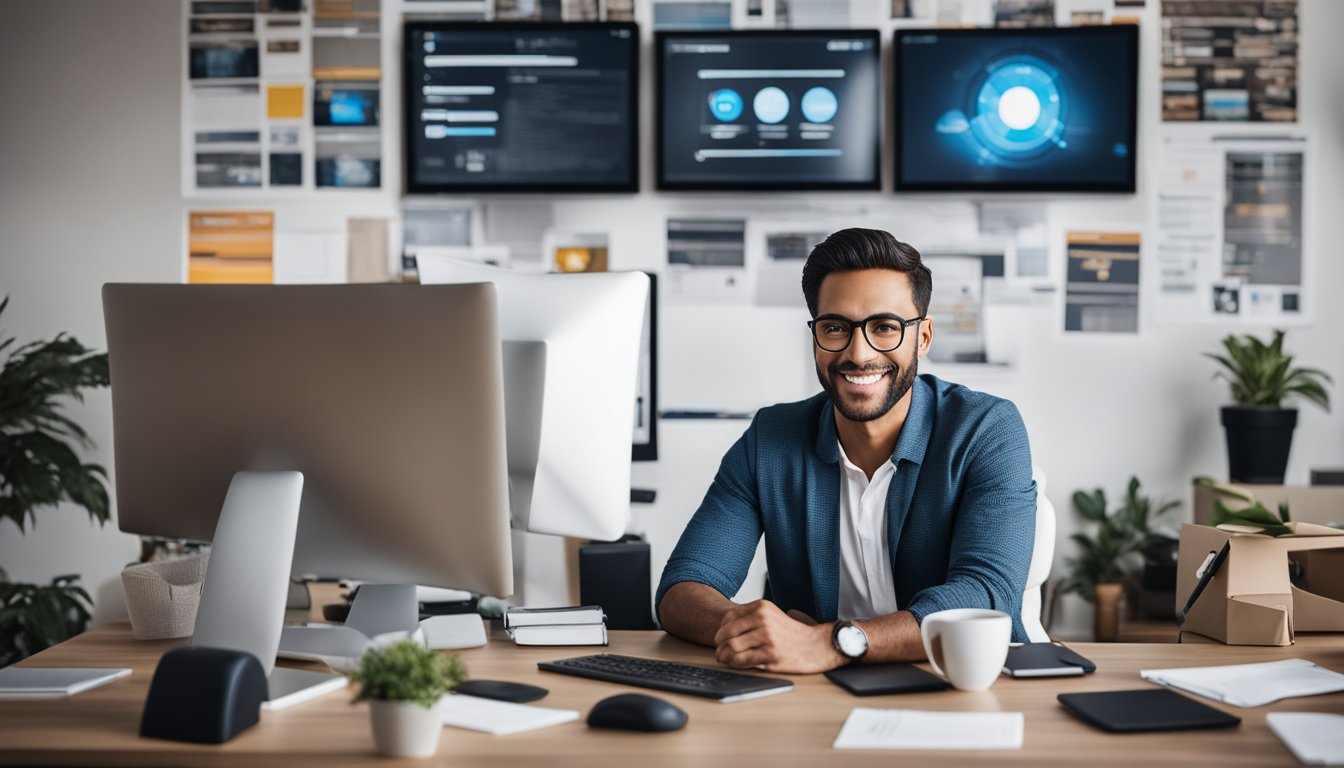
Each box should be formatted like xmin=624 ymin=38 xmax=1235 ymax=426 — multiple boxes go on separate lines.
xmin=404 ymin=22 xmax=639 ymax=194
xmin=657 ymin=30 xmax=881 ymax=191
xmin=895 ymin=25 xmax=1138 ymax=193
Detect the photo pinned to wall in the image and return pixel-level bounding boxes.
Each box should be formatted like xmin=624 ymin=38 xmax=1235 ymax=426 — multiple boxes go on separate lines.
xmin=347 ymin=217 xmax=392 ymax=283
xmin=652 ymin=0 xmax=733 ymax=29
xmin=190 ymin=84 xmax=263 ymax=188
xmin=992 ymin=0 xmax=1054 ymax=27
xmin=922 ymin=254 xmax=987 ymax=363
xmin=1153 ymin=136 xmax=1307 ymax=324
xmin=187 ymin=210 xmax=274 ymax=284
xmin=484 ymin=201 xmax=553 ymax=268
xmin=1160 ymin=0 xmax=1297 ymax=122
xmin=977 ymin=202 xmax=1050 ymax=280
xmin=545 ymin=232 xmax=610 ymax=273
xmin=666 ymin=218 xmax=749 ymax=304
xmin=1063 ymin=231 xmax=1140 ymax=334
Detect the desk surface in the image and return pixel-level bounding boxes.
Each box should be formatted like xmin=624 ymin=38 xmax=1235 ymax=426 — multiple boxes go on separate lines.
xmin=2 ymin=622 xmax=1341 ymax=767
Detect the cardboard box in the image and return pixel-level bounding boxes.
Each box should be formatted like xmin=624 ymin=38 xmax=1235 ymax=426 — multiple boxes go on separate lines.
xmin=1176 ymin=522 xmax=1344 ymax=646
xmin=1192 ymin=483 xmax=1344 ymax=527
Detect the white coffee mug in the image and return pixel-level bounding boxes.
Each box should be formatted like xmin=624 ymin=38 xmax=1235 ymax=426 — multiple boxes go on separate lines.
xmin=919 ymin=608 xmax=1012 ymax=691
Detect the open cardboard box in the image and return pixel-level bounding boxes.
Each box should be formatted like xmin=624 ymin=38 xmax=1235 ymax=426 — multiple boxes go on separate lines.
xmin=1176 ymin=522 xmax=1344 ymax=646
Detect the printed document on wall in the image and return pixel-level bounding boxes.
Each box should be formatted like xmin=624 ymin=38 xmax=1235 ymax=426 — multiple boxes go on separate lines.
xmin=1064 ymin=231 xmax=1140 ymax=334
xmin=1154 ymin=136 xmax=1308 ymax=324
xmin=666 ymin=218 xmax=749 ymax=304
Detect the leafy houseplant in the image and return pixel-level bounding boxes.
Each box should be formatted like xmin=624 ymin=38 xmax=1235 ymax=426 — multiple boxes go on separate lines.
xmin=348 ymin=638 xmax=467 ymax=758
xmin=0 ymin=298 xmax=111 ymax=666
xmin=1206 ymin=329 xmax=1332 ymax=484
xmin=1194 ymin=476 xmax=1293 ymax=537
xmin=1055 ymin=477 xmax=1179 ymax=641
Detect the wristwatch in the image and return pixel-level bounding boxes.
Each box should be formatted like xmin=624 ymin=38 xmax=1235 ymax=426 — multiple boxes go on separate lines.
xmin=832 ymin=620 xmax=869 ymax=662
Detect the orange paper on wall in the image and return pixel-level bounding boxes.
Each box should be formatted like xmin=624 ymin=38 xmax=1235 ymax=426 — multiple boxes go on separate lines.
xmin=267 ymin=85 xmax=304 ymax=119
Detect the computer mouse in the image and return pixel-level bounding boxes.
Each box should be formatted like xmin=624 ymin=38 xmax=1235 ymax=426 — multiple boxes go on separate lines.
xmin=586 ymin=693 xmax=688 ymax=732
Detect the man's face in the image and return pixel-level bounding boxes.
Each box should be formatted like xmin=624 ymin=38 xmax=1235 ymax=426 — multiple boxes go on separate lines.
xmin=812 ymin=269 xmax=932 ymax=423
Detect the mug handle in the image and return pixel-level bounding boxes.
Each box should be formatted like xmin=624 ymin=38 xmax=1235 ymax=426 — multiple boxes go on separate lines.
xmin=920 ymin=617 xmax=947 ymax=678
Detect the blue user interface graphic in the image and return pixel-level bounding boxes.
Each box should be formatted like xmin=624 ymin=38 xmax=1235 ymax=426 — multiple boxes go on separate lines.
xmin=659 ymin=33 xmax=879 ymax=188
xmin=752 ymin=86 xmax=790 ymax=124
xmin=329 ymin=92 xmax=369 ymax=125
xmin=898 ymin=28 xmax=1136 ymax=190
xmin=801 ymin=87 xmax=838 ymax=123
xmin=709 ymin=89 xmax=743 ymax=121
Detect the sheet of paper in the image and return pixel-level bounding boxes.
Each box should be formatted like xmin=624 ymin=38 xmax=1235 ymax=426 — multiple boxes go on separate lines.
xmin=1267 ymin=712 xmax=1344 ymax=766
xmin=273 ymin=230 xmax=346 ymax=284
xmin=441 ymin=694 xmax=579 ymax=735
xmin=1141 ymin=658 xmax=1344 ymax=708
xmin=833 ymin=708 xmax=1024 ymax=750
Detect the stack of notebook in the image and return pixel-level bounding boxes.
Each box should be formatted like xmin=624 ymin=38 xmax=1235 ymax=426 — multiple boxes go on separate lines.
xmin=504 ymin=605 xmax=608 ymax=646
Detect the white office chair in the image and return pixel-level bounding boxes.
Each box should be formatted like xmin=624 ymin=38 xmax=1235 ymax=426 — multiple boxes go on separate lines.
xmin=1022 ymin=464 xmax=1056 ymax=642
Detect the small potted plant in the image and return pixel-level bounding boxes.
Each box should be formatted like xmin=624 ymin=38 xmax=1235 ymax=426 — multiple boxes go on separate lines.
xmin=1055 ymin=477 xmax=1179 ymax=641
xmin=1205 ymin=329 xmax=1332 ymax=483
xmin=347 ymin=638 xmax=467 ymax=758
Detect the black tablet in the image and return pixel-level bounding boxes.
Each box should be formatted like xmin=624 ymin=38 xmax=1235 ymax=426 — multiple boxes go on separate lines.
xmin=824 ymin=663 xmax=950 ymax=696
xmin=1058 ymin=689 xmax=1241 ymax=733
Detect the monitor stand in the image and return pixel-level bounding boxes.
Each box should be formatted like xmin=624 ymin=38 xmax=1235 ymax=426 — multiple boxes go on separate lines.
xmin=278 ymin=583 xmax=487 ymax=662
xmin=190 ymin=471 xmax=345 ymax=708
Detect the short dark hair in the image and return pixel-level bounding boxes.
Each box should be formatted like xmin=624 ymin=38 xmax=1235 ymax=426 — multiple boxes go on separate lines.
xmin=801 ymin=228 xmax=932 ymax=318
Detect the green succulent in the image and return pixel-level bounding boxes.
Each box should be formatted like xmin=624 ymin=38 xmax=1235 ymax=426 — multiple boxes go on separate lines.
xmin=347 ymin=639 xmax=467 ymax=709
xmin=1205 ymin=329 xmax=1331 ymax=411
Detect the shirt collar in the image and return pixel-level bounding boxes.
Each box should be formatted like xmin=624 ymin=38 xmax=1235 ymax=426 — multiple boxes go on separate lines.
xmin=815 ymin=374 xmax=934 ymax=467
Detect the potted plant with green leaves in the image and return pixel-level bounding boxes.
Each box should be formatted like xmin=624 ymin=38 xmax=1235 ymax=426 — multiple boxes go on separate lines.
xmin=0 ymin=297 xmax=111 ymax=666
xmin=347 ymin=638 xmax=467 ymax=758
xmin=1055 ymin=477 xmax=1179 ymax=641
xmin=1205 ymin=329 xmax=1332 ymax=484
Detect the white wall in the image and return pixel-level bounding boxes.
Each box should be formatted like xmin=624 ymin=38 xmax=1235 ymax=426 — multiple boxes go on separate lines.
xmin=2 ymin=0 xmax=1342 ymax=637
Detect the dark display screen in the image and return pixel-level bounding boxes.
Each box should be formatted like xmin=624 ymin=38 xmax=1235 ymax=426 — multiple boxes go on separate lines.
xmin=404 ymin=22 xmax=638 ymax=193
xmin=895 ymin=26 xmax=1138 ymax=192
xmin=657 ymin=30 xmax=881 ymax=191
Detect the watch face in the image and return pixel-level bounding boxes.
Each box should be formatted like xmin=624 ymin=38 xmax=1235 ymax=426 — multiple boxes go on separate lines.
xmin=837 ymin=625 xmax=868 ymax=658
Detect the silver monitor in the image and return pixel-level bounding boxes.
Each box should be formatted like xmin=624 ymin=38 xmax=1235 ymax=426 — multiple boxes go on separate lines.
xmin=415 ymin=259 xmax=648 ymax=543
xmin=102 ymin=283 xmax=514 ymax=598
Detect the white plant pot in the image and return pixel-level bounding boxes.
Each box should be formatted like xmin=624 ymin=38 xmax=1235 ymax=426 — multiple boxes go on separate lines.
xmin=369 ymin=698 xmax=444 ymax=758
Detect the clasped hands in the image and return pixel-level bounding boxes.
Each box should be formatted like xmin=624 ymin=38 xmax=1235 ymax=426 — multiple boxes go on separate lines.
xmin=713 ymin=599 xmax=847 ymax=674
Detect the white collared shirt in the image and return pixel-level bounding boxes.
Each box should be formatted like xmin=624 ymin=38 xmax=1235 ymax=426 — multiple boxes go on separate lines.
xmin=836 ymin=440 xmax=901 ymax=620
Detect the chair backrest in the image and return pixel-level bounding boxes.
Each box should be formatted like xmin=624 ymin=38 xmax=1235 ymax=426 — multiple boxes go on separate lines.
xmin=1022 ymin=464 xmax=1056 ymax=642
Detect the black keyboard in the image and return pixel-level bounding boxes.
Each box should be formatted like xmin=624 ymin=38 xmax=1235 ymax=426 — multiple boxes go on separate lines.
xmin=538 ymin=654 xmax=794 ymax=702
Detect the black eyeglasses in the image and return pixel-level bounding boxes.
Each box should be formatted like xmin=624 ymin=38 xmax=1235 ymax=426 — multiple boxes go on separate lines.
xmin=807 ymin=313 xmax=925 ymax=353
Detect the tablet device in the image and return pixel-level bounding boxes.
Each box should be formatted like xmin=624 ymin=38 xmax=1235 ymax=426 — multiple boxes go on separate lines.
xmin=824 ymin=662 xmax=950 ymax=696
xmin=1057 ymin=689 xmax=1241 ymax=733
xmin=1003 ymin=643 xmax=1097 ymax=678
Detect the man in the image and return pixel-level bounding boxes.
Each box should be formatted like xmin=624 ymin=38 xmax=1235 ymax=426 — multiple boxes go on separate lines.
xmin=656 ymin=228 xmax=1036 ymax=674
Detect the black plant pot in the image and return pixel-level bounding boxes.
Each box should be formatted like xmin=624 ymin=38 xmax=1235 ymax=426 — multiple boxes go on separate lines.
xmin=1220 ymin=406 xmax=1297 ymax=484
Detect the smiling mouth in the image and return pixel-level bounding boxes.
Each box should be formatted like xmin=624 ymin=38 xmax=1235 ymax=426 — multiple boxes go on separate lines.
xmin=842 ymin=371 xmax=886 ymax=385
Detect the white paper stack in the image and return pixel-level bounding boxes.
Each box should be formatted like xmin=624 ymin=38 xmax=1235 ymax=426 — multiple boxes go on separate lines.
xmin=441 ymin=694 xmax=580 ymax=735
xmin=1140 ymin=658 xmax=1344 ymax=708
xmin=1267 ymin=712 xmax=1344 ymax=766
xmin=833 ymin=708 xmax=1024 ymax=750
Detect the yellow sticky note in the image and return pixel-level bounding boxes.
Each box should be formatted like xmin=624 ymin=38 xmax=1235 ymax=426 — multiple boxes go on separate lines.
xmin=267 ymin=85 xmax=304 ymax=119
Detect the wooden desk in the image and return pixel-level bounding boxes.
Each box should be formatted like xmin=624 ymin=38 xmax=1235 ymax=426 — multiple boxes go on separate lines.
xmin=2 ymin=623 xmax=1340 ymax=767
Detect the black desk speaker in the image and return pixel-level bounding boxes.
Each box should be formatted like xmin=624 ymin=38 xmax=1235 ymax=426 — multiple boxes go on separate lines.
xmin=140 ymin=646 xmax=268 ymax=744
xmin=580 ymin=538 xmax=656 ymax=630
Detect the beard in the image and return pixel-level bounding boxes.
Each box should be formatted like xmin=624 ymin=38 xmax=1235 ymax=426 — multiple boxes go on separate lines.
xmin=816 ymin=353 xmax=918 ymax=423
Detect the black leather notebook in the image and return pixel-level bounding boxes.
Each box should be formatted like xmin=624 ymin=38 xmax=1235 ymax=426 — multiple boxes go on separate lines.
xmin=824 ymin=662 xmax=950 ymax=696
xmin=1058 ymin=689 xmax=1241 ymax=733
xmin=1003 ymin=643 xmax=1097 ymax=678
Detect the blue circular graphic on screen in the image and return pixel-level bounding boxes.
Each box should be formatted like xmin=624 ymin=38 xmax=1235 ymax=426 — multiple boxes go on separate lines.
xmin=800 ymin=87 xmax=838 ymax=123
xmin=708 ymin=89 xmax=743 ymax=122
xmin=968 ymin=54 xmax=1065 ymax=161
xmin=753 ymin=87 xmax=790 ymax=124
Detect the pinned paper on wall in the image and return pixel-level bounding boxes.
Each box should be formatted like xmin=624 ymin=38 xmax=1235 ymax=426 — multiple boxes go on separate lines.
xmin=666 ymin=218 xmax=749 ymax=304
xmin=1154 ymin=136 xmax=1307 ymax=324
xmin=267 ymin=85 xmax=305 ymax=119
xmin=545 ymin=231 xmax=609 ymax=273
xmin=187 ymin=210 xmax=274 ymax=284
xmin=1064 ymin=231 xmax=1140 ymax=334
xmin=274 ymin=230 xmax=347 ymax=284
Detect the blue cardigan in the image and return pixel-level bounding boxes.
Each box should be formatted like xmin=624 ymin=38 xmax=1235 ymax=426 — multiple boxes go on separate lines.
xmin=656 ymin=374 xmax=1037 ymax=642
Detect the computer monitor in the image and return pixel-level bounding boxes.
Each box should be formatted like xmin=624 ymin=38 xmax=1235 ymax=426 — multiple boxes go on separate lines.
xmin=403 ymin=21 xmax=639 ymax=193
xmin=102 ymin=283 xmax=514 ymax=598
xmin=414 ymin=259 xmax=648 ymax=544
xmin=894 ymin=25 xmax=1139 ymax=192
xmin=656 ymin=29 xmax=881 ymax=191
